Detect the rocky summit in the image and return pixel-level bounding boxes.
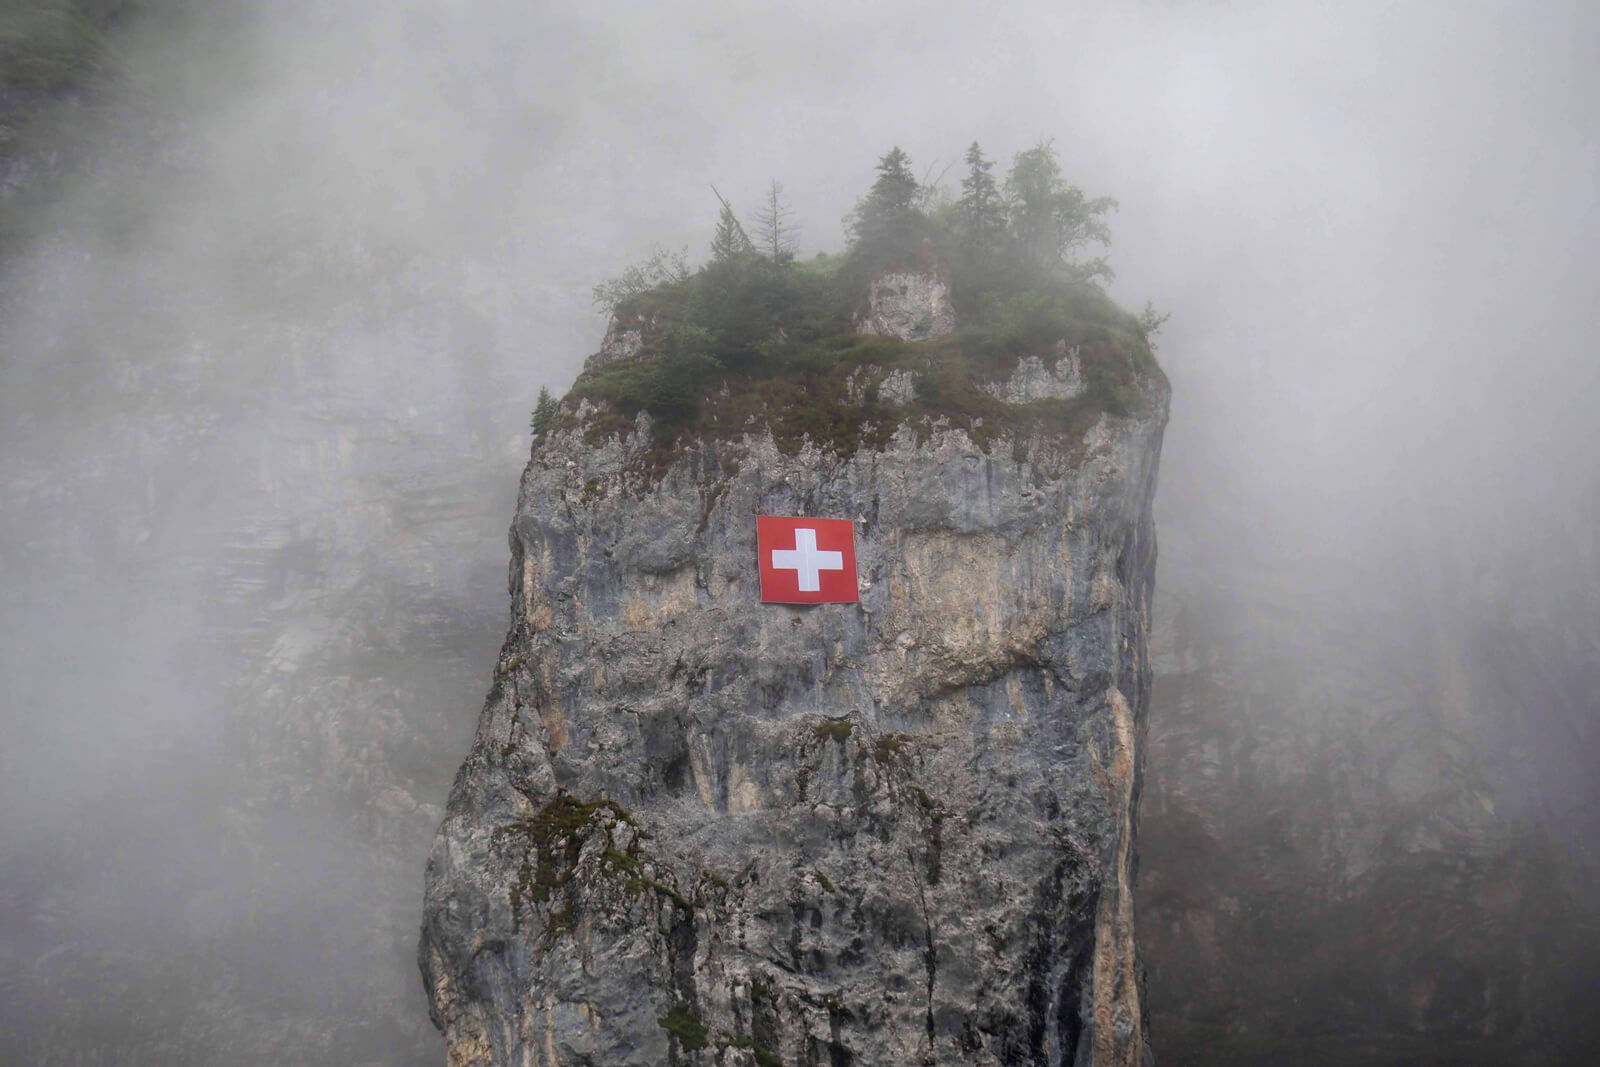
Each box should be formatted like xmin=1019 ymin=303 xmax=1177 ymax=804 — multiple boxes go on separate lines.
xmin=419 ymin=259 xmax=1168 ymax=1066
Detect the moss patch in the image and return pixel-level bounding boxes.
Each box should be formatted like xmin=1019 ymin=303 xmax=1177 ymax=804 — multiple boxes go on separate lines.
xmin=727 ymin=1034 xmax=784 ymax=1066
xmin=497 ymin=793 xmax=645 ymax=938
xmin=813 ymin=720 xmax=855 ymax=744
xmin=493 ymin=654 xmax=525 ymax=684
xmin=657 ymin=1003 xmax=709 ymax=1051
xmin=873 ymin=732 xmax=910 ymax=764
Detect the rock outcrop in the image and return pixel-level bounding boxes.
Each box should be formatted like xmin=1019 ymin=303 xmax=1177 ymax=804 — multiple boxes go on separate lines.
xmin=983 ymin=345 xmax=1085 ymax=404
xmin=420 ymin=340 xmax=1167 ymax=1065
xmin=856 ymin=268 xmax=957 ymax=342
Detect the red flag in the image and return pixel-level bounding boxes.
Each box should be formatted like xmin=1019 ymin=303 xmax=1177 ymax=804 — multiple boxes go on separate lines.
xmin=757 ymin=516 xmax=859 ymax=604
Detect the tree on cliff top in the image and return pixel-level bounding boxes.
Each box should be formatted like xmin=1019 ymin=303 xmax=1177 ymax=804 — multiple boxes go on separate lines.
xmin=957 ymin=141 xmax=1006 ymax=262
xmin=846 ymin=146 xmax=923 ymax=257
xmin=753 ymin=179 xmax=799 ymax=263
xmin=529 ymin=386 xmax=557 ymax=438
xmin=590 ymin=245 xmax=691 ymax=315
xmin=708 ymin=194 xmax=755 ymax=264
xmin=573 ymin=137 xmax=1159 ymax=443
xmin=1005 ymin=139 xmax=1117 ymax=280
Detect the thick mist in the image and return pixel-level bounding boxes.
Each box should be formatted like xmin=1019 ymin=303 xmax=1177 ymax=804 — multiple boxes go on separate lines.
xmin=1 ymin=0 xmax=1596 ymax=1062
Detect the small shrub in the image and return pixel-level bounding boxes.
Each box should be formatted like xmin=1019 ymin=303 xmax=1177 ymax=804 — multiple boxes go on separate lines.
xmin=657 ymin=1004 xmax=708 ymax=1051
xmin=874 ymin=733 xmax=908 ymax=763
xmin=813 ymin=720 xmax=854 ymax=744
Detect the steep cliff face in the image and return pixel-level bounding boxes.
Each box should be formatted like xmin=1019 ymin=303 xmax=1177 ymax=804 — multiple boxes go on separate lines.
xmin=419 ymin=326 xmax=1168 ymax=1065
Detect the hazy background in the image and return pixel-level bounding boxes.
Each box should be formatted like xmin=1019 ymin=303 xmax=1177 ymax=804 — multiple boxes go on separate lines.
xmin=1 ymin=0 xmax=1596 ymax=1062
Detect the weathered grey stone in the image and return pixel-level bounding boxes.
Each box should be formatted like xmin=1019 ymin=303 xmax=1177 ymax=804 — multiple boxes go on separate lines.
xmin=585 ymin=312 xmax=652 ymax=373
xmin=856 ymin=270 xmax=956 ymax=341
xmin=421 ymin=377 xmax=1168 ymax=1066
xmin=845 ymin=365 xmax=918 ymax=407
xmin=877 ymin=368 xmax=918 ymax=407
xmin=984 ymin=345 xmax=1085 ymax=404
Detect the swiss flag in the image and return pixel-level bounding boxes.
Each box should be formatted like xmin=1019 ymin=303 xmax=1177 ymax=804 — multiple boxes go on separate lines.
xmin=757 ymin=516 xmax=859 ymax=604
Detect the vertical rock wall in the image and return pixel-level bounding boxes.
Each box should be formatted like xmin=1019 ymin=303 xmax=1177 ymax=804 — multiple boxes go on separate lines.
xmin=421 ymin=369 xmax=1166 ymax=1067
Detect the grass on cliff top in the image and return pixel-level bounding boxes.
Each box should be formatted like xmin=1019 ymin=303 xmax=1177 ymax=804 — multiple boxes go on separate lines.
xmin=565 ymin=272 xmax=1159 ymax=476
xmin=554 ymin=168 xmax=1166 ymax=473
xmin=570 ymin=276 xmax=1156 ymax=466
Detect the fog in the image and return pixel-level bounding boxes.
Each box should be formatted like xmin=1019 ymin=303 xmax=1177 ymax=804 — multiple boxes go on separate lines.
xmin=1 ymin=0 xmax=1596 ymax=1062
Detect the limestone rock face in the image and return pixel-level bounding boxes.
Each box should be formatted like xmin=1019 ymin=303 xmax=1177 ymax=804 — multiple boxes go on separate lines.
xmin=857 ymin=269 xmax=957 ymax=342
xmin=586 ymin=308 xmax=656 ymax=373
xmin=420 ymin=383 xmax=1167 ymax=1065
xmin=983 ymin=346 xmax=1085 ymax=404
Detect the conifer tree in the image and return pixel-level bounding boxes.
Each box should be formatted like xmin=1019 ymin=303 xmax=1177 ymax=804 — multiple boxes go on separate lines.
xmin=708 ymin=193 xmax=754 ymax=264
xmin=957 ymin=141 xmax=1005 ymax=259
xmin=529 ymin=386 xmax=557 ymax=438
xmin=753 ymin=179 xmax=799 ymax=262
xmin=848 ymin=146 xmax=921 ymax=252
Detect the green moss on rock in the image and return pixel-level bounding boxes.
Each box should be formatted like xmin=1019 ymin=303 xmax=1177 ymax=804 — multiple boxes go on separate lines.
xmin=657 ymin=1003 xmax=709 ymax=1051
xmin=813 ymin=720 xmax=855 ymax=744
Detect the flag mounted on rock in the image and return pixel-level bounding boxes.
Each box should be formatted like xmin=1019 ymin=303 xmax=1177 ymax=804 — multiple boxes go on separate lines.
xmin=757 ymin=516 xmax=859 ymax=604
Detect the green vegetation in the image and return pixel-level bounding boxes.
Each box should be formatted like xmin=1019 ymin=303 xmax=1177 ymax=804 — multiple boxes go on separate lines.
xmin=493 ymin=654 xmax=525 ymax=683
xmin=634 ymin=872 xmax=694 ymax=912
xmin=813 ymin=720 xmax=855 ymax=744
xmin=873 ymin=732 xmax=909 ymax=764
xmin=500 ymin=793 xmax=638 ymax=932
xmin=529 ymin=387 xmax=557 ymax=439
xmin=728 ymin=1035 xmax=784 ymax=1067
xmin=590 ymin=244 xmax=691 ymax=316
xmin=1002 ymin=139 xmax=1117 ymax=281
xmin=657 ymin=1003 xmax=709 ymax=1051
xmin=600 ymin=847 xmax=641 ymax=873
xmin=562 ymin=139 xmax=1165 ymax=472
xmin=957 ymin=141 xmax=1006 ymax=263
xmin=846 ymin=145 xmax=923 ymax=271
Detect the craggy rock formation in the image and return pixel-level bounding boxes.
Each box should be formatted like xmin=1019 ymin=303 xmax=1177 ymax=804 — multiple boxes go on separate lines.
xmin=982 ymin=346 xmax=1085 ymax=405
xmin=856 ymin=267 xmax=957 ymax=342
xmin=420 ymin=355 xmax=1168 ymax=1064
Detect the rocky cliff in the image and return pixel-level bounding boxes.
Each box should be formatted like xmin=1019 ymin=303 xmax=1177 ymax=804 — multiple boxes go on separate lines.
xmin=418 ymin=306 xmax=1169 ymax=1065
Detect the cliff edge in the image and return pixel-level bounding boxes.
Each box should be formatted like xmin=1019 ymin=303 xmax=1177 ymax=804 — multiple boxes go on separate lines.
xmin=419 ymin=257 xmax=1168 ymax=1065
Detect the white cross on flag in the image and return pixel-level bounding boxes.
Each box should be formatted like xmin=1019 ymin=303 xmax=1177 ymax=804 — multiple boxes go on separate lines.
xmin=757 ymin=516 xmax=859 ymax=604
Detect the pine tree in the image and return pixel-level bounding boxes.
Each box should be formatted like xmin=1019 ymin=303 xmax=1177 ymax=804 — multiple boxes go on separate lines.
xmin=753 ymin=179 xmax=799 ymax=262
xmin=848 ymin=146 xmax=921 ymax=252
xmin=708 ymin=188 xmax=755 ymax=265
xmin=529 ymin=386 xmax=558 ymax=438
xmin=957 ymin=141 xmax=1005 ymax=260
